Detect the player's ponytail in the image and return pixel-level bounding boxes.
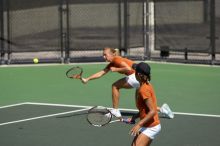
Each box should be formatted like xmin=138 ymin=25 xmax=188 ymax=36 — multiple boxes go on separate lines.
xmin=114 ymin=48 xmax=120 ymax=56
xmin=147 ymin=74 xmax=151 ymax=82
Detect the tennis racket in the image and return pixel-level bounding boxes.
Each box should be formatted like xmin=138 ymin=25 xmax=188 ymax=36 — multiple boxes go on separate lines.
xmin=87 ymin=106 xmax=135 ymax=127
xmin=66 ymin=66 xmax=83 ymax=80
xmin=87 ymin=106 xmax=120 ymax=127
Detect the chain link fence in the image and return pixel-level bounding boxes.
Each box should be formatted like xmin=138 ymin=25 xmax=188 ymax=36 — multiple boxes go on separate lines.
xmin=152 ymin=0 xmax=219 ymax=64
xmin=0 ymin=0 xmax=219 ymax=65
xmin=68 ymin=1 xmax=121 ymax=62
xmin=5 ymin=0 xmax=61 ymax=64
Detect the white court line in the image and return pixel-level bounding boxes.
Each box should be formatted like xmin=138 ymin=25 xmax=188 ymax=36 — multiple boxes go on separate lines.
xmin=26 ymin=102 xmax=220 ymax=118
xmin=26 ymin=102 xmax=137 ymax=112
xmin=0 ymin=102 xmax=28 ymax=109
xmin=25 ymin=102 xmax=93 ymax=109
xmin=173 ymin=112 xmax=220 ymax=118
xmin=146 ymin=60 xmax=220 ymax=68
xmin=1 ymin=102 xmax=220 ymax=127
xmin=0 ymin=107 xmax=90 ymax=126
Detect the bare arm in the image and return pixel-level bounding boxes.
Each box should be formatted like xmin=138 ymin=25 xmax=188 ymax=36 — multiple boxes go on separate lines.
xmin=81 ymin=68 xmax=109 ymax=84
xmin=130 ymin=98 xmax=156 ymax=136
xmin=137 ymin=98 xmax=156 ymax=126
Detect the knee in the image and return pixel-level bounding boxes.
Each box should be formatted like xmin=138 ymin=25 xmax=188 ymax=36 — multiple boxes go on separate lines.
xmin=112 ymin=78 xmax=127 ymax=90
xmin=112 ymin=82 xmax=119 ymax=90
xmin=112 ymin=83 xmax=118 ymax=89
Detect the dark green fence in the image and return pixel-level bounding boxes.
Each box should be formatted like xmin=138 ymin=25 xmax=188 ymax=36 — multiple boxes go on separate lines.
xmin=0 ymin=0 xmax=219 ymax=65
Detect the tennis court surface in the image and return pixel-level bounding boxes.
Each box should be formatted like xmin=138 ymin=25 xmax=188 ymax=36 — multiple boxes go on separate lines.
xmin=0 ymin=102 xmax=220 ymax=146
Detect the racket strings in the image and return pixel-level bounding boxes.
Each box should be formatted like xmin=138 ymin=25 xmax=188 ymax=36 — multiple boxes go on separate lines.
xmin=66 ymin=67 xmax=82 ymax=78
xmin=87 ymin=108 xmax=112 ymax=127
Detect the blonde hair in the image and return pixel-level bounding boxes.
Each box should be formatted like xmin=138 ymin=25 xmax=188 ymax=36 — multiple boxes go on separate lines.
xmin=104 ymin=47 xmax=120 ymax=56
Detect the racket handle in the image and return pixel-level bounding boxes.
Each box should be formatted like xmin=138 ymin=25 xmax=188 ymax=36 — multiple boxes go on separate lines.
xmin=122 ymin=118 xmax=135 ymax=124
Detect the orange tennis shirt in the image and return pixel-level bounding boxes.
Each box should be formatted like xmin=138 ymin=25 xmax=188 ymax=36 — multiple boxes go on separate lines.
xmin=137 ymin=83 xmax=160 ymax=127
xmin=105 ymin=56 xmax=135 ymax=76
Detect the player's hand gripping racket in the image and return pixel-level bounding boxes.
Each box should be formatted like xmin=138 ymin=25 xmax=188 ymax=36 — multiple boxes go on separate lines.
xmin=66 ymin=66 xmax=83 ymax=80
xmin=87 ymin=106 xmax=135 ymax=127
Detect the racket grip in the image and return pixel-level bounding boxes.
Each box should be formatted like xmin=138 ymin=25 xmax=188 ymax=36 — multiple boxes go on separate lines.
xmin=122 ymin=118 xmax=135 ymax=124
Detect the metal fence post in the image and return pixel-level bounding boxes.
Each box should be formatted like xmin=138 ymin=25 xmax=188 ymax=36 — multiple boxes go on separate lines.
xmin=143 ymin=0 xmax=149 ymax=60
xmin=65 ymin=0 xmax=70 ymax=63
xmin=210 ymin=0 xmax=216 ymax=63
xmin=59 ymin=0 xmax=64 ymax=63
xmin=61 ymin=0 xmax=70 ymax=63
xmin=0 ymin=0 xmax=4 ymax=64
xmin=6 ymin=0 xmax=10 ymax=64
xmin=118 ymin=0 xmax=122 ymax=51
xmin=123 ymin=0 xmax=129 ymax=56
xmin=148 ymin=0 xmax=154 ymax=60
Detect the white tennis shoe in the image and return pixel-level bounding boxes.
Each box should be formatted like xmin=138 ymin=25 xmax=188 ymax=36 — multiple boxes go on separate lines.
xmin=160 ymin=103 xmax=174 ymax=119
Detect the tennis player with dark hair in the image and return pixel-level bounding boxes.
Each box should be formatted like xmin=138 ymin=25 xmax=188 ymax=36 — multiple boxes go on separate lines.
xmin=129 ymin=62 xmax=161 ymax=146
xmin=82 ymin=47 xmax=174 ymax=119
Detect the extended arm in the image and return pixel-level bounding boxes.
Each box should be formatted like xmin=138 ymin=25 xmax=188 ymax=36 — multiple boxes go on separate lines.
xmin=81 ymin=68 xmax=109 ymax=84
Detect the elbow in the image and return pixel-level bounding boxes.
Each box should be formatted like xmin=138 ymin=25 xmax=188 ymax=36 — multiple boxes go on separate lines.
xmin=128 ymin=66 xmax=132 ymax=71
xmin=150 ymin=109 xmax=156 ymax=117
xmin=126 ymin=66 xmax=132 ymax=72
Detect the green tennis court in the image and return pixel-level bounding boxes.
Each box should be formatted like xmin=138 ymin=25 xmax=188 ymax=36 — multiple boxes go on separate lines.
xmin=0 ymin=62 xmax=220 ymax=146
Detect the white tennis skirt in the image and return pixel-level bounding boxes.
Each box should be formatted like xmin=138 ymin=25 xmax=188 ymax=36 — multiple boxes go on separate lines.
xmin=126 ymin=73 xmax=140 ymax=88
xmin=139 ymin=124 xmax=161 ymax=139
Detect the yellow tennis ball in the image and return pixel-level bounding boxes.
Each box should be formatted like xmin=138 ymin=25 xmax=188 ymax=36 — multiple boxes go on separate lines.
xmin=33 ymin=58 xmax=39 ymax=64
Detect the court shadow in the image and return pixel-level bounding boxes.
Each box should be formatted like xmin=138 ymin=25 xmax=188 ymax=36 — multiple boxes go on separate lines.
xmin=56 ymin=111 xmax=172 ymax=119
xmin=56 ymin=112 xmax=88 ymax=118
xmin=121 ymin=111 xmax=172 ymax=119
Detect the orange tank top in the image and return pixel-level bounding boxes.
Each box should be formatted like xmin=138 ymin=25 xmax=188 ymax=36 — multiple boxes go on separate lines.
xmin=137 ymin=83 xmax=160 ymax=127
xmin=106 ymin=56 xmax=135 ymax=76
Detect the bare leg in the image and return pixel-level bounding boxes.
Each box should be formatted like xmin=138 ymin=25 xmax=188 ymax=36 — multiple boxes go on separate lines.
xmin=132 ymin=133 xmax=152 ymax=146
xmin=112 ymin=77 xmax=133 ymax=108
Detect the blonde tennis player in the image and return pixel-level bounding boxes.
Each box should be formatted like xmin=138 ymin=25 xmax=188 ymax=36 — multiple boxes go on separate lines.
xmin=82 ymin=47 xmax=174 ymax=119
